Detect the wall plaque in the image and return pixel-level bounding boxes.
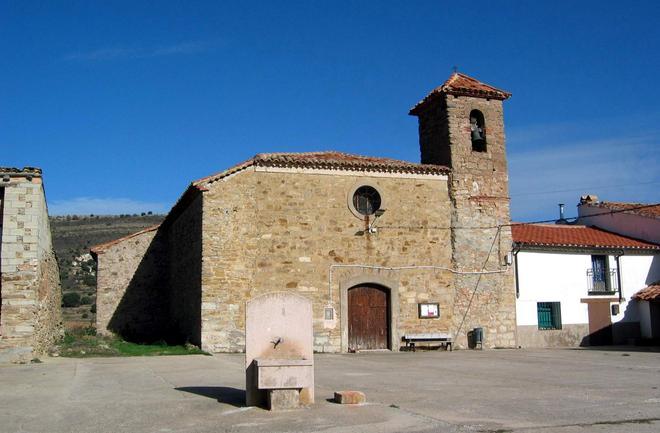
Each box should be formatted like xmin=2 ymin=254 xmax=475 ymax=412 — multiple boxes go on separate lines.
xmin=418 ymin=303 xmax=439 ymax=319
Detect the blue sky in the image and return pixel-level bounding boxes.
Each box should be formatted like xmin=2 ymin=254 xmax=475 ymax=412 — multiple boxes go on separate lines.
xmin=2 ymin=1 xmax=659 ymax=221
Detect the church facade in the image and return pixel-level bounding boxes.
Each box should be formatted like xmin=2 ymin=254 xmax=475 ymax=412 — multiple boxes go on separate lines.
xmin=92 ymin=73 xmax=518 ymax=352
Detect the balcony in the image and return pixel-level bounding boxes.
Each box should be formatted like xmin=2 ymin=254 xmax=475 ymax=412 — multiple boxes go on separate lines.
xmin=586 ymin=268 xmax=619 ymax=295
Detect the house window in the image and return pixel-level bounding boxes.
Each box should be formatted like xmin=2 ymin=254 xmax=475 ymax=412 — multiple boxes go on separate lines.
xmin=589 ymin=255 xmax=614 ymax=293
xmin=470 ymin=109 xmax=487 ymax=152
xmin=352 ymin=186 xmax=381 ymax=216
xmin=537 ymin=302 xmax=562 ymax=330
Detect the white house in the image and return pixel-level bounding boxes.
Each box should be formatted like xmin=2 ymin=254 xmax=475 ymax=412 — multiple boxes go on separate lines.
xmin=577 ymin=196 xmax=660 ymax=244
xmin=512 ymin=223 xmax=660 ymax=347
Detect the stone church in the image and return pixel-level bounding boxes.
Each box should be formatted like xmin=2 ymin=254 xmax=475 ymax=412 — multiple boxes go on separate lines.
xmin=92 ymin=72 xmax=517 ymax=352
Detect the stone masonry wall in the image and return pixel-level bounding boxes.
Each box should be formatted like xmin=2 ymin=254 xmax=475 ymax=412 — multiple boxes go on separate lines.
xmin=95 ymin=227 xmax=168 ymax=342
xmin=0 ymin=175 xmax=62 ymax=362
xmin=200 ymin=167 xmax=455 ymax=353
xmin=201 ymin=171 xmax=259 ymax=352
xmin=32 ymin=184 xmax=62 ymax=355
xmin=167 ymin=192 xmax=203 ymax=346
xmin=417 ymin=94 xmax=517 ymax=348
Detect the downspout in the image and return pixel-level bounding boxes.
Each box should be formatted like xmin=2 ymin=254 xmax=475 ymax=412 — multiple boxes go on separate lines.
xmin=513 ymin=246 xmax=520 ymax=299
xmin=615 ymin=251 xmax=624 ymax=302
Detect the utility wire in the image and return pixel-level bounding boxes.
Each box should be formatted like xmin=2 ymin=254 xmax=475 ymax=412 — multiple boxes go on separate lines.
xmin=511 ymin=180 xmax=660 ymax=197
xmin=377 ymin=203 xmax=660 ymax=231
xmin=453 ymin=226 xmax=503 ymax=342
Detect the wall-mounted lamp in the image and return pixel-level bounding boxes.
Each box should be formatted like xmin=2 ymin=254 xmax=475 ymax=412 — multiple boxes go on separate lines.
xmin=504 ymin=252 xmax=513 ymax=266
xmin=368 ymin=209 xmax=386 ymax=233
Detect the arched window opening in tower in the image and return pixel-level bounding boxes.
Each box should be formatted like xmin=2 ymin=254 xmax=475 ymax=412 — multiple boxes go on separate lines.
xmin=470 ymin=109 xmax=487 ymax=152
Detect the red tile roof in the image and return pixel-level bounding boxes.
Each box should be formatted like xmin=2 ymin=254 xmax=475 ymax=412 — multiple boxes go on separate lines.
xmin=589 ymin=201 xmax=660 ymax=220
xmin=193 ymin=151 xmax=449 ymax=187
xmin=633 ymin=283 xmax=660 ymax=301
xmin=0 ymin=167 xmax=42 ymax=177
xmin=410 ymin=72 xmax=511 ymax=114
xmin=511 ymin=224 xmax=660 ymax=251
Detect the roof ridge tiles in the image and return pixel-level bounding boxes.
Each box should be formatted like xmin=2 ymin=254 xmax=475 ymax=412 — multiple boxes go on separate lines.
xmin=192 ymin=151 xmax=450 ymax=187
xmin=410 ymin=72 xmax=511 ymax=115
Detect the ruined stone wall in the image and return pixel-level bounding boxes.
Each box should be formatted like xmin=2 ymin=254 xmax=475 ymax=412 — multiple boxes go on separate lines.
xmin=95 ymin=228 xmax=168 ymax=342
xmin=167 ymin=192 xmax=203 ymax=346
xmin=0 ymin=175 xmax=62 ymax=362
xmin=200 ymin=167 xmax=455 ymax=353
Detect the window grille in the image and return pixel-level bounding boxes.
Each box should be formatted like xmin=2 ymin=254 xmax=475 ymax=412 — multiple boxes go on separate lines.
xmin=537 ymin=302 xmax=562 ymax=330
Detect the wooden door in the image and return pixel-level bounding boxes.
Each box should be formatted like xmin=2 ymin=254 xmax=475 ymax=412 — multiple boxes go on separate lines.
xmin=587 ymin=302 xmax=613 ymax=345
xmin=348 ymin=285 xmax=389 ymax=350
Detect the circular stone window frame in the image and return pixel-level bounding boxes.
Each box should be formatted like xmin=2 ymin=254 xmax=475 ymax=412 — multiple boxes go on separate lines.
xmin=347 ymin=181 xmax=387 ymax=220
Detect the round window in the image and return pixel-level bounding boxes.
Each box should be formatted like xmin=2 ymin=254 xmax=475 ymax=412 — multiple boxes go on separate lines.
xmin=352 ymin=186 xmax=382 ymax=216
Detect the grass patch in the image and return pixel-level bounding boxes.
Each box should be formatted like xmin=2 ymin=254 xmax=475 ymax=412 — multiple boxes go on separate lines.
xmin=57 ymin=328 xmax=208 ymax=358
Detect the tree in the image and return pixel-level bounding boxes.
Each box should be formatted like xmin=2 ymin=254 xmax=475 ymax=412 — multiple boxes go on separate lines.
xmin=62 ymin=292 xmax=81 ymax=308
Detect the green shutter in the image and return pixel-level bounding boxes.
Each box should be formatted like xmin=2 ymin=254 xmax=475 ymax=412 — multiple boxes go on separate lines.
xmin=537 ymin=302 xmax=561 ymax=330
xmin=551 ymin=303 xmax=562 ymax=330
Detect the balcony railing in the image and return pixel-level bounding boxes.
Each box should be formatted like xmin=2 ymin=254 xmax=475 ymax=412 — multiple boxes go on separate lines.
xmin=586 ymin=268 xmax=619 ymax=294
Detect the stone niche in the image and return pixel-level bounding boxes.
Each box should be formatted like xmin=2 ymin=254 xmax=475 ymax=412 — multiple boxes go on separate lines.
xmin=245 ymin=292 xmax=314 ymax=410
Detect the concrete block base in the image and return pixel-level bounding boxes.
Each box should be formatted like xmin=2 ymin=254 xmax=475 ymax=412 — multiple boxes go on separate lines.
xmin=334 ymin=390 xmax=366 ymax=405
xmin=267 ymin=389 xmax=300 ymax=410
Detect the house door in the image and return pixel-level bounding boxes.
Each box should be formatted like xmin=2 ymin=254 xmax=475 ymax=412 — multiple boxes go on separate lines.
xmin=587 ymin=302 xmax=613 ymax=345
xmin=348 ymin=285 xmax=389 ymax=350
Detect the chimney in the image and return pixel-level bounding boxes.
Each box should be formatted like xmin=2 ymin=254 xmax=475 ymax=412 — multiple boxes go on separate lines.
xmin=579 ymin=194 xmax=599 ymax=205
xmin=556 ymin=203 xmax=568 ymax=225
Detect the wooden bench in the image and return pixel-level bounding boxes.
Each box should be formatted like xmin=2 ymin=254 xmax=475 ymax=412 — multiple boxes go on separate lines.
xmin=402 ymin=333 xmax=453 ymax=351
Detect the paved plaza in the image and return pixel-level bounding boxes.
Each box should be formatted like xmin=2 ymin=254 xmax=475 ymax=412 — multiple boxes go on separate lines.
xmin=1 ymin=348 xmax=659 ymax=433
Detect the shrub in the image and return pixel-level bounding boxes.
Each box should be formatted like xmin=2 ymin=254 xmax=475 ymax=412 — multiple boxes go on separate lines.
xmin=62 ymin=292 xmax=81 ymax=308
xmin=82 ymin=313 xmax=89 ymax=319
xmin=90 ymin=304 xmax=96 ymax=314
xmin=82 ymin=274 xmax=96 ymax=287
xmin=80 ymin=296 xmax=91 ymax=305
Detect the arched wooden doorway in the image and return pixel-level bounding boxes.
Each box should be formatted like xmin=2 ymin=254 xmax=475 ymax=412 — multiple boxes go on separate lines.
xmin=348 ymin=284 xmax=390 ymax=350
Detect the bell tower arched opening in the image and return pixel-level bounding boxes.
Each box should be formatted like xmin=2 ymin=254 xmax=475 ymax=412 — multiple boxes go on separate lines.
xmin=470 ymin=109 xmax=487 ymax=152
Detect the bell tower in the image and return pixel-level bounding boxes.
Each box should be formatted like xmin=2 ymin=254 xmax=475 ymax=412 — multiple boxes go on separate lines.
xmin=409 ymin=72 xmax=517 ymax=348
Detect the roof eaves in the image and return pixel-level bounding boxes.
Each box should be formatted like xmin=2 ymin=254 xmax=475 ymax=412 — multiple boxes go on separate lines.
xmin=90 ymin=224 xmax=161 ymax=256
xmin=192 ymin=158 xmax=255 ymax=188
xmin=514 ymin=241 xmax=660 ymax=251
xmin=409 ymin=73 xmax=511 ymax=115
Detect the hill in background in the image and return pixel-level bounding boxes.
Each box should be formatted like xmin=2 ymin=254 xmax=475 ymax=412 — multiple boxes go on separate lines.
xmin=50 ymin=214 xmax=165 ymax=328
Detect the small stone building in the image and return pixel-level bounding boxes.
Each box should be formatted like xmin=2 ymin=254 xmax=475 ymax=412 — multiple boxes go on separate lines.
xmin=0 ymin=167 xmax=62 ymax=362
xmin=92 ymin=73 xmax=518 ymax=352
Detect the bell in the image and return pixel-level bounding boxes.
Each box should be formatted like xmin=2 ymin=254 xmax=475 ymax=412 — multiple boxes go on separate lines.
xmin=471 ymin=124 xmax=484 ymax=142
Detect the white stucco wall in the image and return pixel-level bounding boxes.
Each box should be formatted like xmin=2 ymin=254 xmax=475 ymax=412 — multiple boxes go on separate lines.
xmin=516 ymin=251 xmax=658 ymax=328
xmin=578 ymin=204 xmax=660 ymax=244
xmin=638 ymin=302 xmax=652 ymax=339
xmin=516 ymin=252 xmax=590 ymax=327
xmin=614 ymin=255 xmax=657 ymax=324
